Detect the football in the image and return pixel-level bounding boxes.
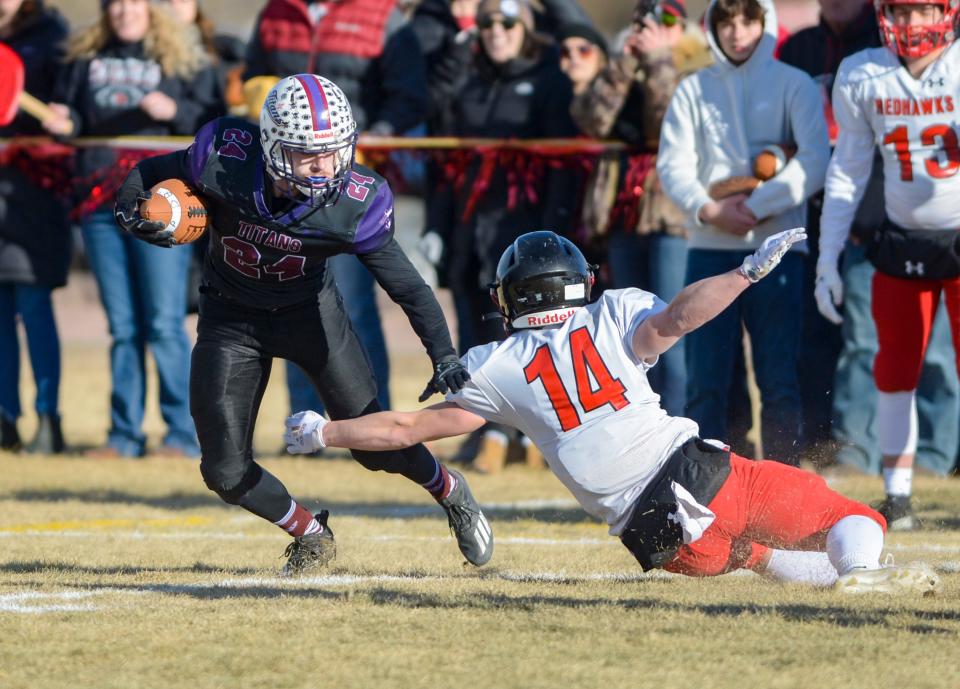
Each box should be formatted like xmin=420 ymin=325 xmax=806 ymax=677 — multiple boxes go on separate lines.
xmin=753 ymin=144 xmax=796 ymax=181
xmin=140 ymin=178 xmax=210 ymax=245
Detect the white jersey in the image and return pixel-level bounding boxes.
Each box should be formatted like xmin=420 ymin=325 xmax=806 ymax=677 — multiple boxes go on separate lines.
xmin=821 ymin=43 xmax=960 ymax=260
xmin=447 ymin=289 xmax=699 ymax=535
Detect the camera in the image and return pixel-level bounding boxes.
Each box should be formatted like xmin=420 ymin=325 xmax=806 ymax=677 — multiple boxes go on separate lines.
xmin=633 ymin=0 xmax=662 ymax=25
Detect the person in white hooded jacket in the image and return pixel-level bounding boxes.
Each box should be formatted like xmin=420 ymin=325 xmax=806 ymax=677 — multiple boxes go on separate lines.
xmin=656 ymin=0 xmax=830 ymax=464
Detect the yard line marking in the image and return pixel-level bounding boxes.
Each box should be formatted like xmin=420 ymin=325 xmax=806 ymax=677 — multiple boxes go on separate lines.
xmin=0 ymin=515 xmax=212 ymax=533
xmin=2 ymin=560 xmax=957 ymax=616
xmin=0 ymin=602 xmax=97 ymax=614
xmin=0 ymin=589 xmax=138 ymax=614
xmin=2 ymin=529 xmax=959 ymax=553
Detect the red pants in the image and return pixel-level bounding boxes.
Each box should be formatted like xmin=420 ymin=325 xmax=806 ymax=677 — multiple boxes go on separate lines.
xmin=664 ymin=455 xmax=885 ymax=577
xmin=872 ymin=271 xmax=960 ymax=392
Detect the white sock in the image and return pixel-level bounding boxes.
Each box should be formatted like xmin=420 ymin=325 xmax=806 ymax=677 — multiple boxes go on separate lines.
xmin=882 ymin=467 xmax=913 ymax=497
xmin=764 ymin=550 xmax=838 ymax=587
xmin=877 ymin=390 xmax=918 ymax=455
xmin=826 ymin=515 xmax=884 ymax=575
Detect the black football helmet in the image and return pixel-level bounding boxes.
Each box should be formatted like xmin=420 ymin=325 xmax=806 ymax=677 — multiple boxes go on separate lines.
xmin=491 ymin=231 xmax=595 ymax=331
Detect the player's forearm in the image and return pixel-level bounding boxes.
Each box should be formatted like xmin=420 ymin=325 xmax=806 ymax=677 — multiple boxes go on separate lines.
xmin=324 ymin=412 xmax=425 ymax=451
xmin=656 ymin=270 xmax=751 ymax=338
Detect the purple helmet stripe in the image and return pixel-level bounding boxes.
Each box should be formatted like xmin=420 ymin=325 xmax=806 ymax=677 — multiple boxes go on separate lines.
xmin=295 ymin=75 xmax=331 ymax=132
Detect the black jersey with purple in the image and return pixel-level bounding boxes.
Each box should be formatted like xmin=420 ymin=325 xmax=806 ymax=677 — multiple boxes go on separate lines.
xmin=183 ymin=117 xmax=394 ymax=309
xmin=117 ymin=116 xmax=456 ymax=362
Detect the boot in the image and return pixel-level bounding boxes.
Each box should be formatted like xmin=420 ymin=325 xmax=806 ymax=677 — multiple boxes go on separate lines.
xmin=1 ymin=416 xmax=22 ymax=452
xmin=25 ymin=414 xmax=65 ymax=455
xmin=472 ymin=433 xmax=508 ymax=474
xmin=523 ymin=440 xmax=546 ymax=470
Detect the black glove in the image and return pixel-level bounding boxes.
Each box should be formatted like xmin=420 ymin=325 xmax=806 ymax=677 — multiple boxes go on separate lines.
xmin=114 ymin=191 xmax=176 ymax=248
xmin=418 ymin=354 xmax=470 ymax=402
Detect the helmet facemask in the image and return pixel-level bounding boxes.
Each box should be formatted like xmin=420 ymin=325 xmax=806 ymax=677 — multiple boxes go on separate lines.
xmin=265 ymin=134 xmax=357 ymax=207
xmin=876 ymin=0 xmax=958 ymax=58
xmin=260 ymin=74 xmax=359 ymax=209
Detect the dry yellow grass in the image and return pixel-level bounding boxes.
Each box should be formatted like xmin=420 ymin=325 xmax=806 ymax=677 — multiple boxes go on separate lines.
xmin=2 ymin=340 xmax=959 ymax=689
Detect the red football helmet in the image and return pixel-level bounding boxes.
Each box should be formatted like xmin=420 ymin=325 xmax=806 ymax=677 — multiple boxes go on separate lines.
xmin=876 ymin=0 xmax=959 ymax=58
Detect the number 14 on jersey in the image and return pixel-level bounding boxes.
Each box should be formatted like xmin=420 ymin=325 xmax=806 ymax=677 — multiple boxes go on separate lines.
xmin=523 ymin=327 xmax=629 ymax=431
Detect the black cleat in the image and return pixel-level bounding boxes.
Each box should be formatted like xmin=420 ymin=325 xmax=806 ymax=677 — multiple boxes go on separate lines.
xmin=0 ymin=416 xmax=21 ymax=452
xmin=279 ymin=510 xmax=337 ymax=576
xmin=873 ymin=495 xmax=922 ymax=532
xmin=439 ymin=470 xmax=493 ymax=566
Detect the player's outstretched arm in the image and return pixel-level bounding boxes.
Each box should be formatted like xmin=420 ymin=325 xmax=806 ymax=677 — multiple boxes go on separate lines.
xmin=284 ymin=404 xmax=486 ymax=454
xmin=632 ymin=228 xmax=807 ymax=360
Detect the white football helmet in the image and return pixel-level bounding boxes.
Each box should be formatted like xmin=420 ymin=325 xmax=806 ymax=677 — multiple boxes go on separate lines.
xmin=259 ymin=74 xmax=358 ymax=207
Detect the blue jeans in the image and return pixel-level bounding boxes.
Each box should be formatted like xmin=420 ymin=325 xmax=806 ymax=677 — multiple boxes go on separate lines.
xmin=0 ymin=284 xmax=61 ymax=419
xmin=606 ymin=232 xmax=688 ymax=416
xmin=832 ymin=242 xmax=958 ymax=475
xmin=286 ymin=252 xmax=390 ymax=413
xmin=685 ymin=249 xmax=804 ymax=462
xmin=82 ymin=210 xmax=198 ymax=456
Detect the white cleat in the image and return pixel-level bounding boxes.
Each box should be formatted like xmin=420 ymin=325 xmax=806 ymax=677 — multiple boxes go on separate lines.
xmin=835 ymin=563 xmax=940 ymax=596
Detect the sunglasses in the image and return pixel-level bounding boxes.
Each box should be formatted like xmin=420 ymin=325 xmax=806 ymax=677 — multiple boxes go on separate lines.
xmin=561 ymin=44 xmax=597 ymax=59
xmin=478 ymin=15 xmax=520 ymax=30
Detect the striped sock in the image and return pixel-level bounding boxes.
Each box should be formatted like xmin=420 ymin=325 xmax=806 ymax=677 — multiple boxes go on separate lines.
xmin=273 ymin=499 xmax=322 ymax=537
xmin=422 ymin=461 xmax=457 ymax=501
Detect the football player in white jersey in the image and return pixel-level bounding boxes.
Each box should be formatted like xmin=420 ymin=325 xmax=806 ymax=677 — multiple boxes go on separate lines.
xmin=816 ymin=0 xmax=960 ymax=531
xmin=285 ymin=230 xmax=939 ymax=594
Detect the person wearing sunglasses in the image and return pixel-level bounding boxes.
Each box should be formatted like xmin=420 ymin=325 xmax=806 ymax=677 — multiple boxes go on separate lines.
xmin=568 ymin=0 xmax=711 ymax=421
xmin=557 ymin=23 xmax=607 ymax=95
xmin=430 ymin=0 xmax=579 ymax=473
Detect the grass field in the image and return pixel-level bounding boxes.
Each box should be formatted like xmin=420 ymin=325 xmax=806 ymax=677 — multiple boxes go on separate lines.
xmin=2 ymin=344 xmax=959 ymax=689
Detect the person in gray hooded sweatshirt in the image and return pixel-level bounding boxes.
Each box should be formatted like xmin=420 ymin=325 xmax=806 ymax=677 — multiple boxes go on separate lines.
xmin=657 ymin=0 xmax=830 ymax=465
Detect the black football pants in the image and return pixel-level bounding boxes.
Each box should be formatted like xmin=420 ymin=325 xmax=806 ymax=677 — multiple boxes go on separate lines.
xmin=190 ymin=281 xmax=438 ymax=522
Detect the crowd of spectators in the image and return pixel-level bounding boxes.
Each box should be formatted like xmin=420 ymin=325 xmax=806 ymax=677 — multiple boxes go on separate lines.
xmin=0 ymin=0 xmax=958 ymax=485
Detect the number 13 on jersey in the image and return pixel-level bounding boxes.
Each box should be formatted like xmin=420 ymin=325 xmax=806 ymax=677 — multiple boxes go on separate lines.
xmin=883 ymin=122 xmax=960 ymax=181
xmin=523 ymin=326 xmax=629 ymax=431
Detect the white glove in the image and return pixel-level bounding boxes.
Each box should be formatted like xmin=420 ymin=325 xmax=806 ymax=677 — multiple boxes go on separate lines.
xmin=284 ymin=410 xmax=328 ymax=454
xmin=738 ymin=227 xmax=807 ymax=283
xmin=814 ymin=257 xmax=844 ymax=325
xmin=417 ymin=231 xmax=444 ymax=266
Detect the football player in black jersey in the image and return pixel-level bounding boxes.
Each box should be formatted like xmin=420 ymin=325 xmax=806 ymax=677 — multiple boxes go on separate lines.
xmin=113 ymin=74 xmax=492 ymax=573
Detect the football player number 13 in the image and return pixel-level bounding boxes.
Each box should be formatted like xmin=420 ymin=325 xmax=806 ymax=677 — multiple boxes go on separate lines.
xmin=523 ymin=327 xmax=629 ymax=431
xmin=883 ymin=123 xmax=960 ymax=181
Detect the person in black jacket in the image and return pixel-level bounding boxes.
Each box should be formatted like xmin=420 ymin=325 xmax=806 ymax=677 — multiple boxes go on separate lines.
xmin=42 ymin=0 xmax=221 ymax=459
xmin=779 ymin=0 xmax=959 ymax=482
xmin=411 ymin=0 xmax=595 ymax=135
xmin=0 ymin=0 xmax=70 ymax=454
xmin=431 ymin=0 xmax=579 ymax=472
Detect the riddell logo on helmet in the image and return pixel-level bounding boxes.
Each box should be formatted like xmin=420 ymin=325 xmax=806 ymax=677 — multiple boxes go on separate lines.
xmin=521 ymin=308 xmax=579 ymax=327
